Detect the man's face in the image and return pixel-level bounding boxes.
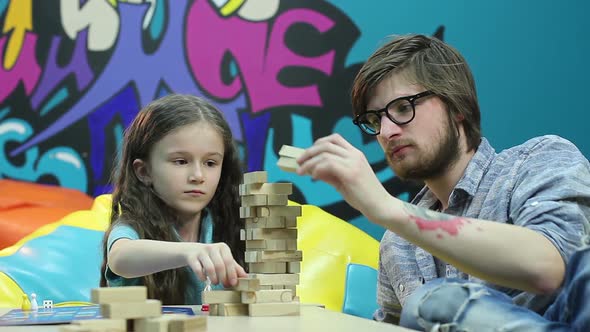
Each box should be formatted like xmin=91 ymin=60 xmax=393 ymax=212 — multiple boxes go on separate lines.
xmin=367 ymin=74 xmax=460 ymax=181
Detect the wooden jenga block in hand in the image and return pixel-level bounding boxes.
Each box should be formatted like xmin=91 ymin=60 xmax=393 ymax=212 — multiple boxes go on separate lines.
xmin=277 ymin=157 xmax=299 ymax=173
xmin=91 ymin=286 xmax=147 ymax=304
xmin=278 ymin=145 xmax=305 ymax=159
xmin=277 ymin=145 xmax=305 ymax=173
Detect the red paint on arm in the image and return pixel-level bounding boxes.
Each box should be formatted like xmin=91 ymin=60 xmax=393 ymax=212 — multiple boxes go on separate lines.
xmin=410 ymin=216 xmax=467 ymax=236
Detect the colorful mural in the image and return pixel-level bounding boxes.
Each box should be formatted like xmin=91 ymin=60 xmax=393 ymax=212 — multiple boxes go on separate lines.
xmin=1 ymin=0 xmax=588 ymax=239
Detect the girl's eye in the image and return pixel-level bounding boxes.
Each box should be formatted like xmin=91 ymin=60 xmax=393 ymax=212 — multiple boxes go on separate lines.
xmin=206 ymin=160 xmax=218 ymax=167
xmin=173 ymin=159 xmax=187 ymax=165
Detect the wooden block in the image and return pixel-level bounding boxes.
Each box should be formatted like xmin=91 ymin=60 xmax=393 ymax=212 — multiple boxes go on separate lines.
xmin=249 ymin=273 xmax=300 ymax=286
xmin=73 ymin=319 xmax=126 ymax=331
xmin=91 ymin=286 xmax=147 ymax=304
xmin=256 ymin=206 xmax=302 ymax=217
xmin=168 ymin=315 xmax=207 ymax=332
xmin=208 ymin=304 xmax=219 ymax=316
xmin=287 ymin=261 xmax=301 ymax=273
xmin=248 ymin=302 xmax=300 ymax=316
xmin=201 ymin=290 xmax=241 ymax=304
xmin=243 ymin=171 xmax=268 ymax=185
xmin=218 ymin=303 xmax=248 ymax=316
xmin=135 ymin=314 xmax=206 ymax=332
xmin=59 ymin=326 xmax=94 ymax=332
xmin=100 ymin=299 xmax=161 ymax=319
xmin=241 ymin=194 xmax=289 ymax=207
xmin=278 ymin=145 xmax=305 ymax=159
xmin=266 ymin=194 xmax=289 ymax=206
xmin=243 ymin=228 xmax=298 ymax=240
xmin=239 ymin=206 xmax=257 ymax=218
xmin=277 ymin=156 xmax=299 ymax=173
xmin=239 ymin=183 xmax=292 ymax=195
xmin=245 ymin=250 xmax=303 ymax=263
xmin=233 ymin=278 xmax=261 ymax=291
xmin=246 ymin=239 xmax=297 ymax=251
xmin=241 ymin=290 xmax=293 ymax=304
xmin=249 ymin=262 xmax=287 ymax=273
xmin=245 ymin=217 xmax=297 ymax=229
xmin=240 ymin=194 xmax=268 ymax=207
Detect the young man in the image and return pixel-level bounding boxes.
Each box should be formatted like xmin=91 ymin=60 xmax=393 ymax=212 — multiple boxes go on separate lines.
xmin=296 ymin=34 xmax=590 ymax=330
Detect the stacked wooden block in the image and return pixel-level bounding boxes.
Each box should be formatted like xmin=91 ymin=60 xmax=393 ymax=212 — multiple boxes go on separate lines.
xmin=202 ymin=171 xmax=302 ymax=316
xmin=61 ymin=286 xmax=206 ymax=332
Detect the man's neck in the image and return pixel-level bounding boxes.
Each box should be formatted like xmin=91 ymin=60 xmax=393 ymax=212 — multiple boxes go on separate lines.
xmin=424 ymin=148 xmax=475 ymax=211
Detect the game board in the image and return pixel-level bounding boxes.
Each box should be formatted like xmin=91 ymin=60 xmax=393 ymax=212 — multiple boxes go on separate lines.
xmin=0 ymin=305 xmax=195 ymax=326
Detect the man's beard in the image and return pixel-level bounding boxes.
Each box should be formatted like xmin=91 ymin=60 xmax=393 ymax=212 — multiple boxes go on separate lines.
xmin=388 ymin=117 xmax=461 ymax=181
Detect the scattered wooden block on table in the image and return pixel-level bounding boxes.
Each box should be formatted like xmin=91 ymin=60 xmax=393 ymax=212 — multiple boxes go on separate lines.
xmin=100 ymin=299 xmax=161 ymax=319
xmin=72 ymin=319 xmax=126 ymax=331
xmin=135 ymin=314 xmax=207 ymax=332
xmin=241 ymin=290 xmax=293 ymax=304
xmin=248 ymin=302 xmax=300 ymax=317
xmin=168 ymin=315 xmax=207 ymax=332
xmin=91 ymin=286 xmax=147 ymax=304
xmin=201 ymin=290 xmax=241 ymax=304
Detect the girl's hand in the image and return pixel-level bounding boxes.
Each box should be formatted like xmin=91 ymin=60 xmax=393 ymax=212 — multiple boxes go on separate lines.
xmin=185 ymin=242 xmax=247 ymax=287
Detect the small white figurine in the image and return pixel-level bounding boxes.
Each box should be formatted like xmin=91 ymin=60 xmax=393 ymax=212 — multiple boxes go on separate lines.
xmin=30 ymin=293 xmax=38 ymax=311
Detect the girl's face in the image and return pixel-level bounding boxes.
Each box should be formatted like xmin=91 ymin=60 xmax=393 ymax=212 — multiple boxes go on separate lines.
xmin=135 ymin=121 xmax=225 ymax=222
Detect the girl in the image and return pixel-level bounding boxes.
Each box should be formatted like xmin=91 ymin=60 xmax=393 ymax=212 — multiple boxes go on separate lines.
xmin=99 ymin=94 xmax=247 ymax=305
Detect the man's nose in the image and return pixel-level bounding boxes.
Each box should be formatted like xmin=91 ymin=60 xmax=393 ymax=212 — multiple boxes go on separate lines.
xmin=378 ymin=115 xmax=403 ymax=139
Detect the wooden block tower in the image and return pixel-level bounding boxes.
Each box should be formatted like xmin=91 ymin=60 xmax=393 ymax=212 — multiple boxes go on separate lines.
xmin=61 ymin=286 xmax=206 ymax=332
xmin=203 ymin=171 xmax=302 ymax=317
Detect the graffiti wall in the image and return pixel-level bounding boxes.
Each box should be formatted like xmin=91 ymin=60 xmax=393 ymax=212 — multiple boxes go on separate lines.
xmin=1 ymin=0 xmax=588 ymax=239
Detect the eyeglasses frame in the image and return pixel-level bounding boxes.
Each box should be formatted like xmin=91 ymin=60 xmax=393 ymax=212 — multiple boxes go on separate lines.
xmin=353 ymin=91 xmax=434 ymax=136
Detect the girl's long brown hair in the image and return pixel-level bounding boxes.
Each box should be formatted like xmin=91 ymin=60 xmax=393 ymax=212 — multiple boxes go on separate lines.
xmin=99 ymin=94 xmax=244 ymax=304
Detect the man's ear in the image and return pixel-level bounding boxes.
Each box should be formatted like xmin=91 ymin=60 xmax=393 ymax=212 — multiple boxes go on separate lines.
xmin=132 ymin=158 xmax=152 ymax=185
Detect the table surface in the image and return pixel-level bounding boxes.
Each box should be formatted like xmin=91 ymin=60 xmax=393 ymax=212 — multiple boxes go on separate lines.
xmin=0 ymin=305 xmax=416 ymax=332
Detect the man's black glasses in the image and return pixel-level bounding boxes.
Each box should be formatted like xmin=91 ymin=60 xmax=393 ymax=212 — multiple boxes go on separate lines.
xmin=353 ymin=91 xmax=433 ymax=135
